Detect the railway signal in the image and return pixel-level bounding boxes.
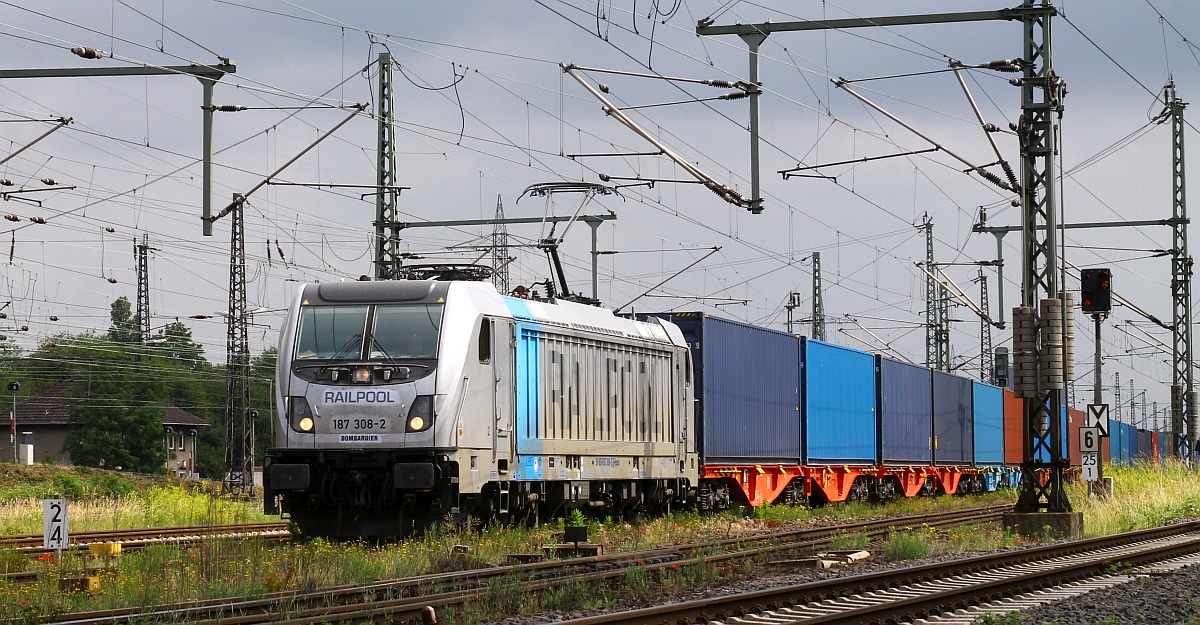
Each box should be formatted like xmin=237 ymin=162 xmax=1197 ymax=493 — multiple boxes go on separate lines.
xmin=1080 ymin=268 xmax=1112 ymax=314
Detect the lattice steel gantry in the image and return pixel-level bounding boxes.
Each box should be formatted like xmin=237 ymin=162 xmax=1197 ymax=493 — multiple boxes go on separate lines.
xmin=1167 ymin=82 xmax=1196 ymax=461
xmin=221 ymin=195 xmax=253 ymax=498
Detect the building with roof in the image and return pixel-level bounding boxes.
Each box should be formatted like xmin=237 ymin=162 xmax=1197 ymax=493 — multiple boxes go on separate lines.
xmin=10 ymin=380 xmax=210 ymax=477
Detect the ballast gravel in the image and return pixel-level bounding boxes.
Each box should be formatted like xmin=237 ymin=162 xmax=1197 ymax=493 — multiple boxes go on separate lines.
xmin=1007 ymin=563 xmax=1200 ymax=625
xmin=485 ymin=545 xmax=1200 ymax=625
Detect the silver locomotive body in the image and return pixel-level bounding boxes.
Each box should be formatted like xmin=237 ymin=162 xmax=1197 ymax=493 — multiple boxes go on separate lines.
xmin=265 ymin=280 xmax=697 ymax=537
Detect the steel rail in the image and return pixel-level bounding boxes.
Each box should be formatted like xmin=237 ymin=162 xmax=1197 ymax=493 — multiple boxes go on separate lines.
xmin=555 ymin=520 xmax=1200 ymax=625
xmin=32 ymin=506 xmax=1007 ymax=625
xmin=0 ymin=521 xmax=290 ymax=551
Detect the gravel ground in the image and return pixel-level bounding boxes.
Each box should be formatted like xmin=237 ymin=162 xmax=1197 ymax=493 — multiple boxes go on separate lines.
xmin=485 ymin=542 xmax=1200 ymax=625
xmin=1010 ymin=563 xmax=1200 ymax=625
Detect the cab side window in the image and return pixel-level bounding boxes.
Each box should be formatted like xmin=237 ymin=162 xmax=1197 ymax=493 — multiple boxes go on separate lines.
xmin=478 ymin=318 xmax=492 ymax=363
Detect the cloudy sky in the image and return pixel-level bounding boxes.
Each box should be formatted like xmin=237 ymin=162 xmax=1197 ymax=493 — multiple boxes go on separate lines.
xmin=1 ymin=1 xmax=1198 ymax=423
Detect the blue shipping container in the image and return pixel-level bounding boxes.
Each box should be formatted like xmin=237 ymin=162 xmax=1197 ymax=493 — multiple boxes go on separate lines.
xmin=877 ymin=357 xmax=933 ymax=465
xmin=1110 ymin=422 xmax=1132 ymax=465
xmin=1033 ymin=405 xmax=1069 ymax=463
xmin=643 ymin=313 xmax=801 ymax=463
xmin=972 ymin=381 xmax=1004 ymax=465
xmin=932 ymin=371 xmax=974 ymax=464
xmin=1137 ymin=429 xmax=1152 ymax=463
xmin=803 ymin=339 xmax=877 ymax=465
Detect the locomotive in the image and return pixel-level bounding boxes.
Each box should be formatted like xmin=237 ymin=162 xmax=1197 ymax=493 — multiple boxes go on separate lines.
xmin=263 ymin=278 xmax=1011 ymax=537
xmin=264 ymin=279 xmax=697 ymax=537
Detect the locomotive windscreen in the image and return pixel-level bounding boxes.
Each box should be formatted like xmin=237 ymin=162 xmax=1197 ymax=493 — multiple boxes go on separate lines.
xmin=294 ymin=303 xmax=443 ymax=361
xmin=370 ymin=305 xmax=441 ymax=359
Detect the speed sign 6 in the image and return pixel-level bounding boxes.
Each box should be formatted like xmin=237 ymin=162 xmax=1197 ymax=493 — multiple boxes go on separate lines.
xmin=1079 ymin=427 xmax=1101 ymax=453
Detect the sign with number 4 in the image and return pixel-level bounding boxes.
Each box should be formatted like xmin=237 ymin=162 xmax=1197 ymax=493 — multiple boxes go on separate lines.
xmin=43 ymin=498 xmax=67 ymax=550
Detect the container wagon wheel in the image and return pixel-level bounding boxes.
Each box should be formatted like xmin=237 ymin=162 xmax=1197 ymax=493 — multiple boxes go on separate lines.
xmin=847 ymin=478 xmax=870 ymax=502
xmin=781 ymin=480 xmax=808 ymax=506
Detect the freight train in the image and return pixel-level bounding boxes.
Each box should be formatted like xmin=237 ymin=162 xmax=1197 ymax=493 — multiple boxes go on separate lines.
xmin=262 ymin=278 xmax=1133 ymax=537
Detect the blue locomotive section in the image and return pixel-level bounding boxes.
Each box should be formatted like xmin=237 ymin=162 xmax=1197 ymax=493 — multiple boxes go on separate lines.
xmin=504 ymin=295 xmax=544 ymax=480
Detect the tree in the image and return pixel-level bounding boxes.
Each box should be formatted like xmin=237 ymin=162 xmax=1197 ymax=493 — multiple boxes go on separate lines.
xmin=107 ymin=297 xmax=140 ymax=344
xmin=66 ymin=396 xmax=166 ymax=473
xmin=153 ymin=320 xmax=207 ymax=371
xmin=249 ymin=347 xmax=277 ymax=459
xmin=54 ymin=332 xmax=169 ymax=471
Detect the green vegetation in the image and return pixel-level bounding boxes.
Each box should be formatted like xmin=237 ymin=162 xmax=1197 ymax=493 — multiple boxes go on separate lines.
xmin=882 ymin=528 xmax=933 ymax=561
xmin=2 ymin=463 xmax=1199 ymax=623
xmin=1068 ymin=460 xmax=1200 ymax=537
xmin=1 ymin=296 xmax=277 ymax=478
xmin=827 ymin=530 xmax=871 ymax=551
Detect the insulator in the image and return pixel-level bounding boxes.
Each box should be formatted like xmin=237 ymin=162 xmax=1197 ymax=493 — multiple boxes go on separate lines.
xmin=983 ymin=123 xmax=1000 ymax=133
xmin=982 ymin=59 xmax=1022 ymax=72
xmin=719 ymin=91 xmax=749 ymax=100
xmin=70 ymin=46 xmax=105 ymax=59
xmin=0 ymin=313 xmax=7 ymax=319
xmin=1009 ymin=78 xmax=1024 ymax=87
xmin=977 ymin=169 xmax=1006 ymax=188
xmin=704 ymin=79 xmax=736 ymax=88
xmin=28 ymin=216 xmax=46 ymax=224
xmin=213 ymin=105 xmax=247 ymax=112
xmin=189 ymin=314 xmax=212 ymax=319
xmin=19 ymin=325 xmax=27 ymax=332
xmin=48 ymin=316 xmax=58 ymax=321
xmin=107 ymin=277 xmax=117 ymax=284
xmin=0 ymin=336 xmax=7 ymax=341
xmin=40 ymin=178 xmax=56 ymax=186
xmin=105 ymin=227 xmax=115 ymax=233
xmin=0 ymin=179 xmax=11 ymax=187
xmin=598 ymin=83 xmax=610 ymax=93
xmin=598 ymin=173 xmax=611 ymax=181
xmin=4 ymin=215 xmax=18 ymax=222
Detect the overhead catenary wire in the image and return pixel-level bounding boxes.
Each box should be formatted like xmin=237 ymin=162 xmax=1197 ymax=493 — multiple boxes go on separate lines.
xmin=0 ymin=1 xmax=1183 ymax=396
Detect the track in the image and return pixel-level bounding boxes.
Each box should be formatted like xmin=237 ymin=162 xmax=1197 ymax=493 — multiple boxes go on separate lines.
xmin=27 ymin=506 xmax=1005 ymax=625
xmin=0 ymin=522 xmax=291 ymax=587
xmin=0 ymin=521 xmax=291 ymax=553
xmin=557 ymin=520 xmax=1200 ymax=625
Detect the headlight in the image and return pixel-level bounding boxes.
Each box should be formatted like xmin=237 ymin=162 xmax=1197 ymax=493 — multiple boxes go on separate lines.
xmin=288 ymin=397 xmax=316 ymax=433
xmin=406 ymin=395 xmax=433 ymax=432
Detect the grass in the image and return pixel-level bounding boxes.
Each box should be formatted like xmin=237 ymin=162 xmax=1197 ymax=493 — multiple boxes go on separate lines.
xmin=1 ymin=463 xmax=1199 ymax=623
xmin=827 ymin=531 xmax=871 ymax=551
xmin=1068 ymin=459 xmax=1200 ymax=537
xmin=883 ymin=528 xmax=933 ymax=561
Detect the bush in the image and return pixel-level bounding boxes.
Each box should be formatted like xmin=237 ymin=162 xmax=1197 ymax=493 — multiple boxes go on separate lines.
xmin=86 ymin=473 xmax=135 ymax=497
xmin=47 ymin=473 xmax=85 ymax=499
xmin=883 ymin=530 xmax=931 ymax=561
